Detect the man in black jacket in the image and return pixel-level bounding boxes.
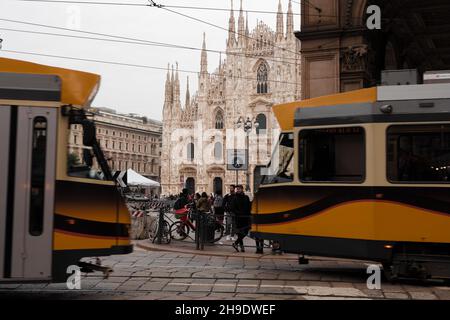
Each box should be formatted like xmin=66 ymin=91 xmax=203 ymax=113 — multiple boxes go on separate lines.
xmin=222 ymin=185 xmax=236 ymax=240
xmin=230 ymin=185 xmax=251 ymax=252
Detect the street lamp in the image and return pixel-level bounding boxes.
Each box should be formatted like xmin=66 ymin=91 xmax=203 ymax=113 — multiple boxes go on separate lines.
xmin=235 ymin=116 xmax=259 ymax=192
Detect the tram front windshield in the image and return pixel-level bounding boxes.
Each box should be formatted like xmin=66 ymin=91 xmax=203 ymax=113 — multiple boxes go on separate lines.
xmin=261 ymin=133 xmax=294 ymax=185
xmin=67 ymin=123 xmax=107 ymax=180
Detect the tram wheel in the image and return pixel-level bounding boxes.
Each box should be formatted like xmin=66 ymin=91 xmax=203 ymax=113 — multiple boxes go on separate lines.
xmin=382 ymin=263 xmax=398 ymax=283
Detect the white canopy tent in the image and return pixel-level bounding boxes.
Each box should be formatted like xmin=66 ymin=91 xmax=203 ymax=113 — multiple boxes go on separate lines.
xmin=125 ymin=168 xmax=160 ymax=187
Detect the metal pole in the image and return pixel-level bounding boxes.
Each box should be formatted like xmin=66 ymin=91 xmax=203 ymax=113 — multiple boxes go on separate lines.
xmin=246 ymin=132 xmax=250 ymax=191
xmin=157 ymin=207 xmax=164 ymax=244
xmin=195 ymin=212 xmax=200 ymax=250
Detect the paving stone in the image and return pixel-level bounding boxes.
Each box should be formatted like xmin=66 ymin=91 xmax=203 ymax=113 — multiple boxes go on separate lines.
xmin=235 ymin=286 xmax=258 ymax=293
xmin=278 ymin=273 xmax=301 ymax=280
xmin=163 ymin=284 xmax=189 ymax=292
xmin=432 ymin=289 xmax=450 ymax=300
xmin=93 ymin=282 xmax=121 ymax=290
xmin=139 ymin=282 xmax=167 ymax=291
xmin=383 ymin=292 xmax=410 ymax=300
xmin=409 ymin=292 xmax=438 ymax=300
xmin=187 ymin=285 xmax=212 ymax=292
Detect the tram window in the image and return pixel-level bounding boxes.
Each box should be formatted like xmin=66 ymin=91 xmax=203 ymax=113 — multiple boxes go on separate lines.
xmin=299 ymin=127 xmax=365 ymax=183
xmin=387 ymin=124 xmax=450 ymax=183
xmin=260 ymin=133 xmax=295 ymax=185
xmin=67 ymin=124 xmax=105 ymax=180
xmin=29 ymin=117 xmax=47 ymax=236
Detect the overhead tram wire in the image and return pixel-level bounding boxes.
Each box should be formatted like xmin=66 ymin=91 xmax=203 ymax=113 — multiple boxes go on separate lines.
xmin=14 ymin=0 xmax=303 ymax=58
xmin=157 ymin=6 xmax=302 ymax=59
xmin=0 ymin=20 xmax=301 ymax=66
xmin=15 ymin=0 xmax=304 ymax=15
xmin=0 ymin=49 xmax=302 ymax=86
xmin=13 ymin=0 xmax=364 ymax=20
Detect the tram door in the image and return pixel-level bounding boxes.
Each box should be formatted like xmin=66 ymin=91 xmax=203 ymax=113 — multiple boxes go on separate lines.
xmin=1 ymin=107 xmax=57 ymax=280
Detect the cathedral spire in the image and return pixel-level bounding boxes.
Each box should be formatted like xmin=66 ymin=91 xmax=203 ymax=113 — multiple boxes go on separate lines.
xmin=174 ymin=62 xmax=181 ymax=105
xmin=227 ymin=0 xmax=236 ymax=47
xmin=245 ymin=11 xmax=249 ymax=37
xmin=238 ymin=0 xmax=245 ymax=45
xmin=185 ymin=76 xmax=190 ymax=108
xmin=286 ymin=0 xmax=294 ymax=39
xmin=200 ymin=32 xmax=208 ymax=74
xmin=164 ymin=63 xmax=172 ymax=103
xmin=276 ymin=0 xmax=284 ymax=42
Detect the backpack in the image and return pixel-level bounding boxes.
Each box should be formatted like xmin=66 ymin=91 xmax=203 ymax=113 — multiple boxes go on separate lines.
xmin=173 ymin=197 xmax=185 ymax=210
xmin=213 ymin=196 xmax=223 ymax=208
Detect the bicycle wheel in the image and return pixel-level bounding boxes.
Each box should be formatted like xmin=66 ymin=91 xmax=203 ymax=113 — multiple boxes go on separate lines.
xmin=147 ymin=219 xmax=158 ymax=242
xmin=212 ymin=222 xmax=225 ymax=243
xmin=152 ymin=220 xmax=171 ymax=244
xmin=169 ymin=221 xmax=190 ymax=241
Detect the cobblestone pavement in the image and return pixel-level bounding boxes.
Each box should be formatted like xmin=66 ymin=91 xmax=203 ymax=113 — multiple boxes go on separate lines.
xmin=0 ymin=246 xmax=449 ymax=300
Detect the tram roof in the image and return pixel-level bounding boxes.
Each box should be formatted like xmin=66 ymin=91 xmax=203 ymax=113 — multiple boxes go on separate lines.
xmin=273 ymin=88 xmax=377 ymax=131
xmin=0 ymin=57 xmax=100 ymax=106
xmin=274 ymin=84 xmax=450 ymax=130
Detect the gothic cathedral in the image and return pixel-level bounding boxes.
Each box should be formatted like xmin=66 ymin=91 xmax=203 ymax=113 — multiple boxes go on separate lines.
xmin=161 ymin=0 xmax=301 ymax=196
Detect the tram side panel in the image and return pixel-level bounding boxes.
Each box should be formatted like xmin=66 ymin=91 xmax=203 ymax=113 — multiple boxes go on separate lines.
xmin=0 ymin=106 xmax=11 ymax=280
xmin=52 ymin=180 xmax=131 ymax=281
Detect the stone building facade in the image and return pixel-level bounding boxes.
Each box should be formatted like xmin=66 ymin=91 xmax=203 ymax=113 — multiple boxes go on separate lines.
xmin=297 ymin=0 xmax=450 ymax=99
xmin=161 ymin=0 xmax=301 ymax=196
xmin=68 ymin=107 xmax=162 ymax=181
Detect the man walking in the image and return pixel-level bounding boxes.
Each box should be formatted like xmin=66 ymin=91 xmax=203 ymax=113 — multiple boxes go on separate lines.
xmin=222 ymin=185 xmax=236 ymax=240
xmin=230 ymin=185 xmax=251 ymax=252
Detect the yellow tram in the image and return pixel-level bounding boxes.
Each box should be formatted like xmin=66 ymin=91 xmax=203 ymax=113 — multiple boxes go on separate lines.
xmin=0 ymin=58 xmax=132 ymax=283
xmin=251 ymin=85 xmax=450 ymax=280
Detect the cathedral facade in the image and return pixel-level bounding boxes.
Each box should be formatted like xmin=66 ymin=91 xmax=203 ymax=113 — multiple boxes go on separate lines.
xmin=161 ymin=0 xmax=301 ymax=196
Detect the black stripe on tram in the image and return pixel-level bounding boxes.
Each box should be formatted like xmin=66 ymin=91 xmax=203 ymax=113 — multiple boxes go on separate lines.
xmin=54 ymin=214 xmax=129 ymax=238
xmin=4 ymin=106 xmax=18 ymax=278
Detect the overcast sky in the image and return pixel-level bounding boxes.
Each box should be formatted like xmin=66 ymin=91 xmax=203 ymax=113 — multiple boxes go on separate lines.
xmin=0 ymin=0 xmax=300 ymax=120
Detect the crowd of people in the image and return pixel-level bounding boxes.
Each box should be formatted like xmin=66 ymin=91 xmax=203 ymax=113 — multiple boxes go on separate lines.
xmin=167 ymin=184 xmax=268 ymax=254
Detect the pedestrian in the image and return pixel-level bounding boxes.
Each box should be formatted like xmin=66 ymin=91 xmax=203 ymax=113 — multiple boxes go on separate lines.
xmin=213 ymin=190 xmax=224 ymax=223
xmin=230 ymin=185 xmax=251 ymax=252
xmin=222 ymin=185 xmax=236 ymax=240
xmin=197 ymin=192 xmax=210 ymax=213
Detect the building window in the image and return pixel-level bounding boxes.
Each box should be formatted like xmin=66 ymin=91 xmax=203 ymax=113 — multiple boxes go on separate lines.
xmin=387 ymin=124 xmax=450 ymax=183
xmin=299 ymin=127 xmax=365 ymax=183
xmin=214 ymin=142 xmax=222 ymax=160
xmin=215 ymin=110 xmax=224 ymax=129
xmin=119 ymin=142 xmax=122 ymax=150
xmin=139 ymin=145 xmax=141 ymax=153
xmin=151 ymin=144 xmax=156 ymax=155
xmin=151 ymin=159 xmax=155 ymax=173
xmin=74 ymin=135 xmax=78 ymax=145
xmin=257 ymin=62 xmax=269 ymax=94
xmin=187 ymin=143 xmax=195 ymax=161
xmin=256 ymin=113 xmax=267 ymax=135
xmin=126 ymin=143 xmax=129 ymax=151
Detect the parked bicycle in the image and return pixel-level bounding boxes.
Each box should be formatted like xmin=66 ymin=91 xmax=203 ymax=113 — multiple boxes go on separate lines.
xmin=147 ymin=206 xmax=173 ymax=244
xmin=169 ymin=204 xmax=224 ymax=243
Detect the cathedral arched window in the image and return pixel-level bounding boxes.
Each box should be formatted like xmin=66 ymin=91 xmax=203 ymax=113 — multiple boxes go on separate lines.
xmin=215 ymin=110 xmax=224 ymax=130
xmin=257 ymin=62 xmax=268 ymax=94
xmin=256 ymin=113 xmax=267 ymax=135
xmin=214 ymin=142 xmax=222 ymax=160
xmin=187 ymin=143 xmax=195 ymax=161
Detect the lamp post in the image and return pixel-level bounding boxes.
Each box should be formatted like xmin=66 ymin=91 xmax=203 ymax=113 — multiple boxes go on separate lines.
xmin=236 ymin=116 xmax=259 ymax=192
